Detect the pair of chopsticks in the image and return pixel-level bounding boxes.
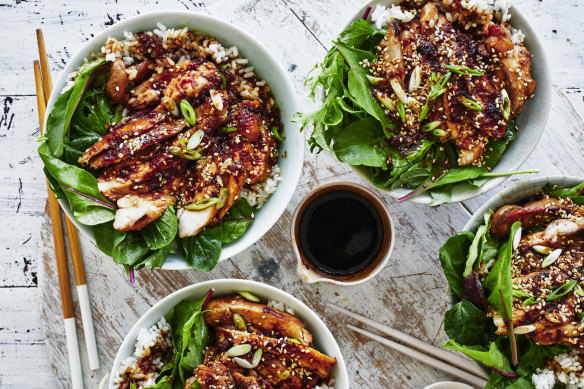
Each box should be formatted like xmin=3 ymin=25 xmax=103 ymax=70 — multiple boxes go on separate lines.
xmin=328 ymin=304 xmax=489 ymax=388
xmin=34 ymin=29 xmax=100 ymax=388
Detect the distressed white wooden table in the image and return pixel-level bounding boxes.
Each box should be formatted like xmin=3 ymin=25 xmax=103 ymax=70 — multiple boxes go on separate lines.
xmin=1 ymin=0 xmax=584 ymax=388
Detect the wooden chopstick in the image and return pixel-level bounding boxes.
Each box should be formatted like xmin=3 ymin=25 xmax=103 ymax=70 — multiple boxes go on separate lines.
xmin=34 ymin=60 xmax=84 ymax=389
xmin=328 ymin=303 xmax=488 ymax=379
xmin=36 ymin=28 xmax=100 ymax=371
xmin=348 ymin=324 xmax=488 ymax=388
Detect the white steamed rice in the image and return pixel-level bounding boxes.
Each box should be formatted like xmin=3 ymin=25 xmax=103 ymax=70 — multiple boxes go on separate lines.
xmin=533 ymin=350 xmax=584 ymax=389
xmin=369 ymin=1 xmax=524 ymax=44
xmin=240 ymin=164 xmax=281 ymax=209
xmin=112 ymin=317 xmax=172 ymax=389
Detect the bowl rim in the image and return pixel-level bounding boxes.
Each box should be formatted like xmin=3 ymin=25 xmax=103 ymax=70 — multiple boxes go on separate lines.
xmin=108 ymin=278 xmax=349 ymax=388
xmin=342 ymin=0 xmax=551 ymax=204
xmin=44 ymin=10 xmax=304 ymax=269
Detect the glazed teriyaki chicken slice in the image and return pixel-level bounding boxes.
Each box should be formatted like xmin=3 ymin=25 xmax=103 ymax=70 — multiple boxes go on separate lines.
xmin=185 ymin=295 xmax=336 ymax=389
xmin=370 ymin=1 xmax=535 ymax=167
xmin=489 ymin=197 xmax=584 ymax=349
xmin=79 ymin=58 xmax=278 ymax=234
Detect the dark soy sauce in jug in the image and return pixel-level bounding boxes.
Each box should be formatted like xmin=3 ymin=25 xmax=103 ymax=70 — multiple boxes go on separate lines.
xmin=298 ymin=190 xmax=383 ymax=275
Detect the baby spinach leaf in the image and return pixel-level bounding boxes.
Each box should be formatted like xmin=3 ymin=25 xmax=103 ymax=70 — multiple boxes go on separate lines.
xmin=112 ymin=230 xmax=150 ymax=266
xmin=135 ymin=245 xmax=173 ymax=271
xmin=549 ymin=181 xmax=584 ymax=199
xmin=93 ymin=221 xmax=114 ymax=256
xmin=38 ymin=143 xmax=115 ymax=225
xmin=428 ymin=184 xmax=452 ymax=206
xmin=439 ymin=231 xmax=475 ymax=298
xmin=46 ymin=58 xmax=108 ymax=157
xmin=335 ymin=41 xmax=393 ymax=136
xmin=464 ymin=211 xmax=494 ymax=276
xmin=142 ymin=207 xmax=178 ymax=250
xmin=444 ymin=300 xmax=494 ymax=346
xmin=443 ymin=339 xmax=514 ymax=375
xmin=214 ymin=199 xmax=254 ymax=244
xmin=337 ymin=19 xmax=385 ymax=47
xmin=333 ymin=117 xmax=389 ymax=168
xmin=181 ymin=229 xmax=222 ymax=272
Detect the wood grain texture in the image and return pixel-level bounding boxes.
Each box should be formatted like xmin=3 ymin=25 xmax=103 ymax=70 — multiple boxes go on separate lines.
xmin=0 ymin=0 xmax=583 ymax=388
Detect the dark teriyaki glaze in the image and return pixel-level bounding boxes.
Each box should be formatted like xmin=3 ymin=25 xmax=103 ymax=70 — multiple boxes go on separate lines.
xmin=298 ymin=190 xmax=383 ymax=275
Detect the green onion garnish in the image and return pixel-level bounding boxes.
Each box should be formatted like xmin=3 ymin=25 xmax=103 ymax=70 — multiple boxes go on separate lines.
xmin=237 ymin=291 xmax=261 ymax=302
xmin=226 ymin=344 xmax=252 ymax=357
xmin=501 ymin=89 xmax=511 ymax=120
xmin=251 ymin=348 xmax=263 ymax=368
xmin=366 ymin=75 xmax=384 ymax=85
xmin=278 ymin=370 xmax=291 ymax=381
xmin=523 ymin=297 xmax=539 ymax=305
xmin=445 ymin=65 xmax=484 ymax=77
xmin=579 ymin=313 xmax=584 ymax=330
xmin=271 ymin=126 xmax=283 ymax=141
xmin=216 ymin=188 xmax=229 ymax=209
xmin=512 ymin=289 xmax=532 ymax=299
xmin=170 ymin=146 xmax=201 ymax=160
xmin=546 ymin=280 xmax=578 ymax=302
xmin=37 ymin=136 xmax=48 ymax=143
xmin=218 ymin=71 xmax=227 ymax=89
xmin=180 ymin=99 xmax=197 ymax=125
xmin=187 ymin=129 xmax=204 ymax=150
xmin=421 ymin=121 xmax=442 ymax=132
xmin=222 ymin=127 xmax=237 ymax=133
xmin=162 ymin=97 xmax=179 ymax=116
xmin=419 ymin=71 xmax=451 ymax=121
xmin=233 ymin=313 xmax=247 ymax=331
xmin=396 ymin=100 xmax=406 ymax=123
xmin=287 ymin=338 xmax=301 ymax=344
xmin=459 ymin=96 xmax=483 ymax=111
xmin=376 ymin=91 xmax=395 ymax=111
xmin=184 ymin=197 xmax=220 ymax=211
xmin=431 ymin=128 xmax=447 ymax=137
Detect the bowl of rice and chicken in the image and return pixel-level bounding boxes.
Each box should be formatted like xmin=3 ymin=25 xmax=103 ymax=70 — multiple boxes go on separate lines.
xmin=440 ymin=176 xmax=584 ymax=388
xmin=39 ymin=11 xmax=304 ymax=271
xmin=299 ymin=0 xmax=549 ymax=205
xmin=109 ymin=279 xmax=348 ymax=389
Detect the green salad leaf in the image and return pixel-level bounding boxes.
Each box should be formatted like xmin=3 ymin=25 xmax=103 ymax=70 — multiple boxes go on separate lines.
xmin=142 ymin=207 xmax=178 ymax=250
xmin=439 ymin=231 xmax=475 ymax=298
xmin=444 ymin=339 xmax=514 ymax=374
xmin=332 ymin=117 xmax=389 ymax=168
xmin=444 ymin=300 xmax=494 ymax=346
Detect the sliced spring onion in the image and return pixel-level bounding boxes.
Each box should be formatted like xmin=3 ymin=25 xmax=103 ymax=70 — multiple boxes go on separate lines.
xmin=170 ymin=146 xmax=201 ymax=160
xmin=233 ymin=357 xmax=254 ymax=369
xmin=237 ymin=291 xmax=261 ymax=302
xmin=287 ymin=338 xmax=301 ymax=344
xmin=576 ymin=284 xmax=584 ymax=297
xmin=501 ymin=88 xmax=511 ymax=120
xmin=408 ymin=65 xmax=422 ymax=92
xmin=216 ymin=188 xmax=229 ymax=209
xmin=419 ymin=71 xmax=451 ymax=121
xmin=390 ymin=78 xmax=408 ymax=104
xmin=180 ymin=99 xmax=197 ymax=125
xmin=271 ymin=126 xmax=283 ymax=141
xmin=37 ymin=135 xmax=48 ymax=143
xmin=512 ymin=289 xmax=532 ymax=299
xmin=184 ymin=197 xmax=220 ymax=211
xmin=533 ymin=245 xmax=553 ymax=255
xmin=523 ymin=296 xmax=539 ymax=305
xmin=251 ymin=348 xmax=263 ymax=368
xmin=421 ymin=121 xmax=442 ymax=132
xmin=431 ymin=128 xmax=447 ymax=137
xmin=218 ymin=71 xmax=227 ymax=89
xmin=162 ymin=96 xmax=179 ymax=116
xmin=396 ymin=101 xmax=406 ymax=123
xmin=222 ymin=127 xmax=238 ymax=133
xmin=512 ymin=226 xmax=522 ymax=251
xmin=445 ymin=64 xmax=484 ymax=76
xmin=187 ymin=130 xmax=204 ymax=150
xmin=278 ymin=370 xmax=291 ymax=381
xmin=233 ymin=313 xmax=247 ymax=331
xmin=546 ymin=280 xmax=578 ymax=302
xmin=210 ymin=89 xmax=224 ymax=110
xmin=376 ymin=91 xmax=395 ymax=111
xmin=541 ymin=249 xmax=562 ymax=268
xmin=366 ymin=75 xmax=383 ymax=85
xmin=226 ymin=344 xmax=252 ymax=357
xmin=459 ymin=96 xmax=483 ymax=111
xmin=513 ymin=325 xmax=536 ymax=334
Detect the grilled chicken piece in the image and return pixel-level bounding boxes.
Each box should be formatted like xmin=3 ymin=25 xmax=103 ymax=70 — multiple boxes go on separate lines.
xmin=204 ymin=296 xmax=313 ymax=346
xmin=490 ymin=198 xmax=579 ymax=238
xmin=106 ymin=58 xmax=130 ymax=103
xmin=215 ymin=328 xmax=336 ymax=380
xmin=79 ymin=110 xmax=169 ymax=167
xmin=232 ymin=373 xmax=272 ymax=389
xmin=483 ymin=23 xmax=536 ymax=117
xmin=88 ymin=118 xmax=189 ymax=169
xmin=113 ymin=194 xmax=175 ymax=231
xmin=378 ymin=22 xmax=405 ymax=94
xmin=520 ymin=217 xmax=584 ymax=247
xmin=128 ymin=59 xmax=154 ymax=83
xmin=190 ymin=361 xmax=235 ymax=389
xmin=164 ymin=62 xmax=222 ymax=102
xmin=177 ymin=206 xmax=218 ymax=238
xmin=127 ymin=60 xmax=201 ymax=110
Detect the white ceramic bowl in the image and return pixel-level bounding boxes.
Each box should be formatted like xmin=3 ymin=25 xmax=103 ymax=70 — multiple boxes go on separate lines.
xmin=345 ymin=1 xmax=551 ymax=204
xmin=108 ymin=279 xmax=349 ymax=388
xmin=44 ymin=11 xmax=304 ymax=269
xmin=424 ymin=382 xmax=473 ymax=389
xmin=463 ymin=176 xmax=583 ymax=233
